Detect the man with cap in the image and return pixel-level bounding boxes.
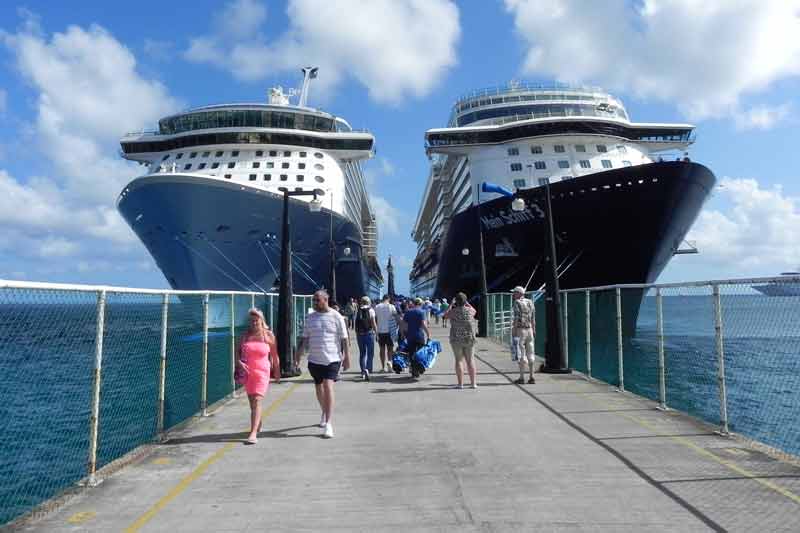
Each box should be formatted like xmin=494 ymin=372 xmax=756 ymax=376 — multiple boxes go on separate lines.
xmin=511 ymin=286 xmax=536 ymax=384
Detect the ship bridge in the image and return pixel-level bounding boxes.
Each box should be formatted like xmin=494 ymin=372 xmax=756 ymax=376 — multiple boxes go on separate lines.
xmin=121 ymin=105 xmax=374 ymax=162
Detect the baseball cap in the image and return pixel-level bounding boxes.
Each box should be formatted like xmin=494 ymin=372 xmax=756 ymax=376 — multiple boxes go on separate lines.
xmin=511 ymin=286 xmax=525 ymax=294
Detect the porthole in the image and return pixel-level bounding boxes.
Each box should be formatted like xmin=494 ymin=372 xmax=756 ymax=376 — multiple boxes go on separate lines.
xmin=161 ymin=154 xmax=170 ymax=161
xmin=283 ymin=151 xmax=291 ymax=157
xmin=314 ymin=163 xmax=324 ymax=170
xmin=297 ymin=175 xmax=305 ymax=181
xmin=224 ymin=174 xmax=232 ymax=179
xmin=314 ymin=176 xmax=325 ymax=183
xmin=215 ymin=151 xmax=224 ymax=157
xmin=314 ymin=152 xmax=324 ymax=159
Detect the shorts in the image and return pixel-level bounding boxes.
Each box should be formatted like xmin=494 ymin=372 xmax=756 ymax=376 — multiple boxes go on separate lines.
xmin=378 ymin=333 xmax=393 ymax=348
xmin=450 ymin=341 xmax=474 ymax=363
xmin=308 ymin=361 xmax=341 ymax=385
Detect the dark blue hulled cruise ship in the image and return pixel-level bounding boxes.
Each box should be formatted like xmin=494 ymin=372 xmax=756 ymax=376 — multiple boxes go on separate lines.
xmin=411 ymin=82 xmax=716 ymax=332
xmin=118 ymin=73 xmax=382 ymax=302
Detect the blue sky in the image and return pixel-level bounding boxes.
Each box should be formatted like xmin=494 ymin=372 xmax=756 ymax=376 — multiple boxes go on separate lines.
xmin=1 ymin=0 xmax=799 ymax=294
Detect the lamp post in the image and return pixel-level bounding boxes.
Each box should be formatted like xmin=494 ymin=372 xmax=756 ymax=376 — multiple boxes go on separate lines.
xmin=511 ymin=180 xmax=570 ymax=373
xmin=475 ymin=196 xmax=489 ymax=337
xmin=278 ymin=188 xmax=324 ymax=376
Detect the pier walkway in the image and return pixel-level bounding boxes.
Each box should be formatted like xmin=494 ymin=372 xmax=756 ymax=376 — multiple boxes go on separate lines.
xmin=19 ymin=325 xmax=800 ymax=532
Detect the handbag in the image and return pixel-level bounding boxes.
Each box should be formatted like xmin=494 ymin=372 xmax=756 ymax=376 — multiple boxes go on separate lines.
xmin=235 ymin=359 xmax=249 ymax=385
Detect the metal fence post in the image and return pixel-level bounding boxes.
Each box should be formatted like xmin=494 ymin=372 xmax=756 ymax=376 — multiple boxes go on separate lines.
xmin=86 ymin=290 xmax=106 ymax=486
xmin=157 ymin=293 xmax=169 ymax=439
xmin=656 ymin=289 xmax=667 ymax=410
xmin=230 ymin=294 xmax=236 ymax=397
xmin=615 ymin=287 xmax=624 ymax=391
xmin=201 ymin=293 xmax=209 ymax=416
xmin=585 ymin=289 xmax=591 ymax=379
xmin=713 ymin=284 xmax=729 ymax=435
xmin=562 ymin=291 xmax=569 ymax=368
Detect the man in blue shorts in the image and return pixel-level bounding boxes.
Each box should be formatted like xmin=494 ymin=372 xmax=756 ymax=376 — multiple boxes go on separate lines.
xmin=402 ymin=297 xmax=430 ymax=378
xmin=296 ymin=290 xmax=350 ymax=438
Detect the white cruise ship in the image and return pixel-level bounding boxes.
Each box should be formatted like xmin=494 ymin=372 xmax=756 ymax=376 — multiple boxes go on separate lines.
xmin=117 ymin=70 xmax=382 ymax=303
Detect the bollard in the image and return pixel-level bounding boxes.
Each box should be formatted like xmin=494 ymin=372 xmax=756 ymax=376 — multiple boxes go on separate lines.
xmin=713 ymin=285 xmax=729 ymax=435
xmin=656 ymin=289 xmax=667 ymax=410
xmin=230 ymin=294 xmax=236 ymax=397
xmin=615 ymin=287 xmax=624 ymax=391
xmin=157 ymin=293 xmax=169 ymax=439
xmin=585 ymin=289 xmax=591 ymax=379
xmin=201 ymin=293 xmax=209 ymax=416
xmin=85 ymin=290 xmax=106 ymax=486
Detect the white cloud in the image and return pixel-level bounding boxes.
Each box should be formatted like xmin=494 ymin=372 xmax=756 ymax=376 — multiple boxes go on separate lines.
xmin=688 ymin=177 xmax=800 ymax=270
xmin=363 ymin=156 xmax=396 ymax=186
xmin=4 ymin=20 xmax=181 ymax=202
xmin=185 ymin=0 xmax=461 ymax=104
xmin=369 ymin=194 xmax=406 ymax=237
xmin=0 ymin=14 xmax=182 ymax=280
xmin=733 ymin=103 xmax=792 ymax=130
xmin=38 ymin=237 xmax=79 ymax=258
xmin=504 ymin=0 xmax=800 ymax=121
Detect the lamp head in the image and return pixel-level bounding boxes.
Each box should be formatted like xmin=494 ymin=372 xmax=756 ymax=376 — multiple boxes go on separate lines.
xmin=343 ymin=246 xmax=351 ymax=256
xmin=461 ymin=248 xmax=470 ymax=256
xmin=309 ymin=196 xmax=322 ymax=212
xmin=511 ymin=197 xmax=526 ymax=212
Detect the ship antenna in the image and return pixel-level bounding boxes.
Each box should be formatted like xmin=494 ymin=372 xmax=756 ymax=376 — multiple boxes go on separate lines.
xmin=298 ymin=66 xmax=319 ymax=107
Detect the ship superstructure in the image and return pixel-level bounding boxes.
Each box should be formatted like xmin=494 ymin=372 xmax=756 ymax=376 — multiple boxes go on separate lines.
xmin=411 ymin=82 xmax=715 ymax=309
xmin=118 ymin=72 xmax=382 ymax=302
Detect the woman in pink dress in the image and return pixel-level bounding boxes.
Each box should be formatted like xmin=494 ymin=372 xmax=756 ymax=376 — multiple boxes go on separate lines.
xmin=237 ymin=308 xmax=279 ymax=444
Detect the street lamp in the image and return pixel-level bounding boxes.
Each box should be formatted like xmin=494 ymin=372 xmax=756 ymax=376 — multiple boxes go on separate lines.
xmin=277 ymin=187 xmax=325 ymax=377
xmin=505 ymin=181 xmax=569 ymax=373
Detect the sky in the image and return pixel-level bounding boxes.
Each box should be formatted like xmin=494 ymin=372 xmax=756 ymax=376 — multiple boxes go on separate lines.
xmin=1 ymin=0 xmax=800 ymax=294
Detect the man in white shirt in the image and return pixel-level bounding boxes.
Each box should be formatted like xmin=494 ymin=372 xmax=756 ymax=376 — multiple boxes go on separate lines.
xmin=296 ymin=290 xmax=349 ymax=438
xmin=374 ymin=294 xmax=399 ymax=372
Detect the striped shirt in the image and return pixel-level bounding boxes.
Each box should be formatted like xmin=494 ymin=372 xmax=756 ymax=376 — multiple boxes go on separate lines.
xmin=303 ymin=310 xmax=348 ymax=365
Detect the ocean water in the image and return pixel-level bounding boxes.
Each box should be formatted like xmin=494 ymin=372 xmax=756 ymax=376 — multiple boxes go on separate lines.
xmin=564 ymin=293 xmax=800 ymax=459
xmin=1 ymin=293 xmax=799 ymax=524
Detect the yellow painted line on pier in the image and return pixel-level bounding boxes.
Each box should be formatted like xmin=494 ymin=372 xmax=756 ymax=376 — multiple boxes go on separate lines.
xmin=67 ymin=511 xmax=96 ymax=524
xmin=125 ymin=382 xmax=301 ymax=533
xmin=588 ymin=394 xmax=800 ymax=506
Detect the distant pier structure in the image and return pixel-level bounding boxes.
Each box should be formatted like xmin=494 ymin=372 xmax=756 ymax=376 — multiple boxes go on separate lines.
xmin=387 ymin=255 xmax=396 ymax=298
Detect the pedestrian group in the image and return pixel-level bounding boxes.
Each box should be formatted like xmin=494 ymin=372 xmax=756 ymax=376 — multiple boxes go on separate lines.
xmin=235 ymin=286 xmax=536 ymax=442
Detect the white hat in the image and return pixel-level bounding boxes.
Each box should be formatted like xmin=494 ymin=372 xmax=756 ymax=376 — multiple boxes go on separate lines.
xmin=511 ymin=286 xmax=525 ymax=294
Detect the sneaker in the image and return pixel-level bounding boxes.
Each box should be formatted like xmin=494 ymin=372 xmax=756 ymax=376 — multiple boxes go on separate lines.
xmin=319 ymin=414 xmax=327 ymax=428
xmin=455 ymin=384 xmax=464 ymax=389
xmin=514 ymin=377 xmax=525 ymax=384
xmin=471 ymin=384 xmax=478 ymax=389
xmin=322 ymin=423 xmax=334 ymax=439
xmin=364 ymin=371 xmax=370 ymax=382
xmin=528 ymin=377 xmax=536 ymax=384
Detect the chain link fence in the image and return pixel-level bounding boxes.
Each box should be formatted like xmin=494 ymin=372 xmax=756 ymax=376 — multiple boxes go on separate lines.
xmin=489 ymin=276 xmax=800 ymax=459
xmin=0 ymin=281 xmax=309 ymax=526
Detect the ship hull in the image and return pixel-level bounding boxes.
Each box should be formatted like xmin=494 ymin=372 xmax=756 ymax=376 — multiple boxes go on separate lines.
xmin=118 ymin=174 xmax=382 ymax=303
xmin=412 ymin=161 xmax=716 ymax=329
xmin=752 ymin=284 xmax=800 ymax=296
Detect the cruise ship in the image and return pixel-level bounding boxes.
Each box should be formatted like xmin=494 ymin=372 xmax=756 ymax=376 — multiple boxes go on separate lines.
xmin=411 ymin=82 xmax=716 ymax=326
xmin=752 ymin=271 xmax=800 ymax=296
xmin=117 ymin=70 xmax=382 ymax=304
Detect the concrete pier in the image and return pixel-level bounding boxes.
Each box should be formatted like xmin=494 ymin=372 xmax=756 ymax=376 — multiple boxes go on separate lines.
xmin=18 ymin=325 xmax=800 ymax=532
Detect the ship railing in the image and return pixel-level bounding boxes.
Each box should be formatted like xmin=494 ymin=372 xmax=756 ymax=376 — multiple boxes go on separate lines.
xmin=0 ymin=279 xmax=316 ymax=526
xmin=486 ymin=275 xmax=800 ymax=462
xmin=453 ymin=82 xmax=607 ymax=105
